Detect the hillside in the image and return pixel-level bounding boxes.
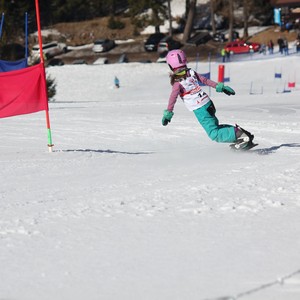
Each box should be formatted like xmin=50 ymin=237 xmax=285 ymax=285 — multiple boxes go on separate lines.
xmin=24 ymin=8 xmax=298 ymax=66
xmin=49 ymin=20 xmax=298 ymax=64
xmin=52 ymin=17 xmax=138 ymax=46
xmin=1 ymin=54 xmax=300 ymax=300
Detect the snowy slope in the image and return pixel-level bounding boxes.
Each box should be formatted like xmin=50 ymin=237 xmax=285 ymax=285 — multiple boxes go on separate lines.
xmin=0 ymin=54 xmax=300 ymax=300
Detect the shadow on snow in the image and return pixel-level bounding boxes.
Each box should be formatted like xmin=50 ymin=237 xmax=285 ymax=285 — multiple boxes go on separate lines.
xmin=253 ymin=143 xmax=300 ymax=155
xmin=58 ymin=149 xmax=153 ymax=155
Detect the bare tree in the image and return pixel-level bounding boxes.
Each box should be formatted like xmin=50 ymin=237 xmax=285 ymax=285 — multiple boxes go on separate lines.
xmin=152 ymin=5 xmax=160 ymax=33
xmin=228 ymin=0 xmax=234 ymax=42
xmin=182 ymin=0 xmax=196 ymax=43
xmin=243 ymin=0 xmax=249 ymax=39
xmin=167 ymin=0 xmax=172 ymax=36
xmin=210 ymin=0 xmax=216 ymax=35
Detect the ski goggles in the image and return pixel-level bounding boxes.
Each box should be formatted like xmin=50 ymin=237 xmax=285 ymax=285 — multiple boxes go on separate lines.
xmin=171 ymin=67 xmax=188 ymax=76
xmin=174 ymin=69 xmax=187 ymax=76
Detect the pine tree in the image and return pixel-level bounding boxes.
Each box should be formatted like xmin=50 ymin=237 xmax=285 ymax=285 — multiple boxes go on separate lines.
xmin=46 ymin=73 xmax=56 ymax=102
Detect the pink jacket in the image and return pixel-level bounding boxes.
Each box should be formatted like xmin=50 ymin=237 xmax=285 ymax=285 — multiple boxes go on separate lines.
xmin=167 ymin=69 xmax=217 ymax=112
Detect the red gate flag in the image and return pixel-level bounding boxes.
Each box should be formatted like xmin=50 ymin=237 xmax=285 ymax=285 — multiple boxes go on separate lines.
xmin=0 ymin=63 xmax=48 ymax=118
xmin=288 ymin=82 xmax=295 ymax=88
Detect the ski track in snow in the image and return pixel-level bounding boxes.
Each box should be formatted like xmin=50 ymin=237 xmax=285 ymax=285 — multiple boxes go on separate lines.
xmin=1 ymin=130 xmax=299 ymax=225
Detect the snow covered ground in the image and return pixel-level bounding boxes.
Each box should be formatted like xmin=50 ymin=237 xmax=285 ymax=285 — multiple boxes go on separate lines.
xmin=1 ymin=53 xmax=300 ymax=300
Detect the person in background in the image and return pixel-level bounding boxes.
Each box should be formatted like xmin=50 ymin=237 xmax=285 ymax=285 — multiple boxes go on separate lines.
xmin=283 ymin=38 xmax=289 ymax=55
xmin=114 ymin=76 xmax=120 ymax=88
xmin=221 ymin=48 xmax=226 ymax=63
xmin=260 ymin=43 xmax=266 ymax=55
xmin=295 ymin=38 xmax=300 ymax=53
xmin=277 ymin=37 xmax=284 ymax=54
xmin=267 ymin=39 xmax=274 ymax=54
xmin=225 ymin=48 xmax=231 ymax=62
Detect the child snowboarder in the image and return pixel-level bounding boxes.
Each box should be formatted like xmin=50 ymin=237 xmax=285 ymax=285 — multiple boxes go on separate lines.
xmin=162 ymin=49 xmax=255 ymax=150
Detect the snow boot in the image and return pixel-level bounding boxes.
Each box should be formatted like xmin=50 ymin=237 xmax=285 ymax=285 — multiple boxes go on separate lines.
xmin=231 ymin=124 xmax=255 ymax=150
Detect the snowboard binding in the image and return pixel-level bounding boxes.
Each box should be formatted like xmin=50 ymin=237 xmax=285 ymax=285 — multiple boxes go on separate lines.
xmin=230 ymin=125 xmax=257 ymax=151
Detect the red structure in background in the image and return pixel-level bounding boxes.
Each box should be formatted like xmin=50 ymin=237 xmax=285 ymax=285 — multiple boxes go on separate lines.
xmin=218 ymin=65 xmax=225 ymax=83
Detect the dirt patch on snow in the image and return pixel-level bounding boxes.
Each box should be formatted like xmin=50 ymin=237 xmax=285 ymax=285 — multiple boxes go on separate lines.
xmin=53 ymin=17 xmax=141 ymax=46
xmin=249 ymin=26 xmax=298 ymax=44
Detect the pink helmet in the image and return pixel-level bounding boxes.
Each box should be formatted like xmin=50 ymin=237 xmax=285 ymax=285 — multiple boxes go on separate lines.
xmin=166 ymin=49 xmax=187 ymax=70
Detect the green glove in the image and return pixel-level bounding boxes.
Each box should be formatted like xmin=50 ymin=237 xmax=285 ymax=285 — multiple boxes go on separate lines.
xmin=216 ymin=82 xmax=235 ymax=96
xmin=162 ymin=109 xmax=174 ymax=126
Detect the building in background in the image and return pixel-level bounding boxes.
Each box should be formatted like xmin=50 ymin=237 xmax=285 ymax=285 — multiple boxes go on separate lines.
xmin=271 ymin=0 xmax=300 ymax=30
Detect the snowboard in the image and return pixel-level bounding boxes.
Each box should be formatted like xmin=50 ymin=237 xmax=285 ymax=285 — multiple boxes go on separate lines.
xmin=230 ymin=141 xmax=258 ymax=151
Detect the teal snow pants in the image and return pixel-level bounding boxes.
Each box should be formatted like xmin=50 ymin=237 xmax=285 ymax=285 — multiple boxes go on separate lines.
xmin=193 ymin=101 xmax=236 ymax=143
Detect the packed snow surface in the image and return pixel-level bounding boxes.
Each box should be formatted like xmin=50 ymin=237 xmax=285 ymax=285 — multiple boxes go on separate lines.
xmin=1 ymin=54 xmax=300 ymax=300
